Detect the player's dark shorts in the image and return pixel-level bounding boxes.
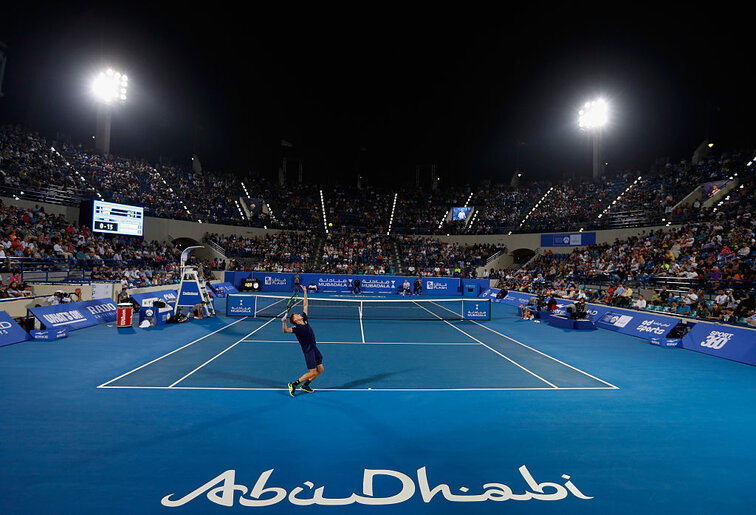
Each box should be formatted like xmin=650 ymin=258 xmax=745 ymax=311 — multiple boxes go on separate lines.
xmin=304 ymin=346 xmax=323 ymax=369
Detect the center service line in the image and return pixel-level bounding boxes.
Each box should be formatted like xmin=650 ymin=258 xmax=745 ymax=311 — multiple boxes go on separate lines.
xmin=412 ymin=301 xmax=559 ymax=389
xmin=168 ymin=316 xmax=278 ymax=388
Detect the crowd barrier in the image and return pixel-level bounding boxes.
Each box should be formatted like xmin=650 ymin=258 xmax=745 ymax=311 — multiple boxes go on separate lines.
xmin=0 ymin=311 xmax=31 ymax=347
xmin=487 ymin=289 xmax=756 ymax=366
xmin=207 ymin=282 xmax=238 ymax=297
xmin=27 ymin=298 xmax=118 ymax=331
xmin=129 ymin=289 xmax=178 ymax=308
xmin=681 ymin=322 xmax=756 ymax=364
xmin=224 ymin=271 xmax=489 ymax=297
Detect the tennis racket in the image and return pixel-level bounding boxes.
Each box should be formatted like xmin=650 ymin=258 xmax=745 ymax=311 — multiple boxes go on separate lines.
xmin=284 ymin=290 xmax=299 ymax=318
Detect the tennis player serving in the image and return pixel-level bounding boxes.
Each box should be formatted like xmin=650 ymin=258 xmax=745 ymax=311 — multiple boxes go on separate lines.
xmin=283 ymin=284 xmax=324 ymax=396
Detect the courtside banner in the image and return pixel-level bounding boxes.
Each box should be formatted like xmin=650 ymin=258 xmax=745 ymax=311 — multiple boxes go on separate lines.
xmin=681 ymin=322 xmax=756 ymax=366
xmin=463 ymin=300 xmax=491 ymax=320
xmin=253 ymin=272 xmax=295 ymax=292
xmin=480 ymin=288 xmax=501 ymax=300
xmin=503 ymin=292 xmax=678 ymax=338
xmin=225 ymin=271 xmax=251 ymax=289
xmin=502 ymin=291 xmax=536 ymax=307
xmin=0 ymin=310 xmax=31 ymax=347
xmin=208 ymin=282 xmax=238 ymax=297
xmin=30 ymin=327 xmax=69 ymax=341
xmin=422 ymin=277 xmax=461 ymax=295
xmin=593 ymin=310 xmax=677 ymax=339
xmin=540 ymin=232 xmax=596 ymax=247
xmin=28 ymin=299 xmax=117 ymax=331
xmin=130 ymin=289 xmax=178 ymax=308
xmin=226 ymin=295 xmax=255 ymax=316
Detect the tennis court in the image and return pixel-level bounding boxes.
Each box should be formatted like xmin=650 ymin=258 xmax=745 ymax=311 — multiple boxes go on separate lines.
xmin=1 ymin=295 xmax=754 ymax=514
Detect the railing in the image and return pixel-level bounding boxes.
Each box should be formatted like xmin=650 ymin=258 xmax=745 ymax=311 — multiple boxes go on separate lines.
xmin=203 ymin=238 xmax=227 ymax=258
xmin=507 ymin=280 xmax=755 ymax=329
xmin=7 ymin=257 xmax=179 ymax=283
xmin=523 ymin=273 xmax=755 ymax=298
xmin=0 ymin=184 xmax=92 ymax=206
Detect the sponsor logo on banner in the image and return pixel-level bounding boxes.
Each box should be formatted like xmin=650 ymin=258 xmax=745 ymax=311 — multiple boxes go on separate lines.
xmin=611 ymin=315 xmax=633 ymax=328
xmin=228 ymin=296 xmax=254 ymax=315
xmin=160 ymin=465 xmax=593 ymax=508
xmin=700 ymin=330 xmax=734 ymax=350
xmin=425 ymin=280 xmax=449 ymax=291
xmin=361 ymin=278 xmax=396 ymax=290
xmin=264 ymin=276 xmax=288 ymax=286
xmin=318 ymin=277 xmax=352 ymax=289
xmin=41 ymin=310 xmax=87 ymax=325
xmin=635 ymin=319 xmax=673 ymax=336
xmin=29 ymin=299 xmax=117 ymax=331
xmin=464 ymin=302 xmax=489 ymax=319
xmin=0 ymin=321 xmax=13 ymax=331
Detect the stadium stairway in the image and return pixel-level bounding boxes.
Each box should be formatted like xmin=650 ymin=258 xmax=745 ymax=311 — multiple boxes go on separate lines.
xmin=388 ymin=235 xmax=402 ymax=274
xmin=310 ymin=233 xmax=326 ymax=271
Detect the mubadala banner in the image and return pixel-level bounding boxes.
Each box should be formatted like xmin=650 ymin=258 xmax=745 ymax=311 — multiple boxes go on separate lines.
xmin=463 ymin=300 xmax=491 ymax=320
xmin=226 ymin=295 xmax=255 ymax=316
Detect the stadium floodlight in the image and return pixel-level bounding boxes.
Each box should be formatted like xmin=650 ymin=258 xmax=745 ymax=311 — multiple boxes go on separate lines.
xmin=91 ymin=68 xmax=128 ymax=155
xmin=92 ymin=68 xmax=128 ymax=105
xmin=578 ymin=98 xmax=608 ymax=130
xmin=578 ymin=97 xmax=610 ymax=180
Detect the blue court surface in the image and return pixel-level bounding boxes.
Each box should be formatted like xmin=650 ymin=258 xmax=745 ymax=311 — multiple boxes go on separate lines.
xmin=1 ymin=295 xmax=754 ymax=514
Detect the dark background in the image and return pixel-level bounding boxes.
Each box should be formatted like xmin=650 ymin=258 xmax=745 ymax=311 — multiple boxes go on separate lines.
xmin=1 ymin=5 xmax=753 ymax=187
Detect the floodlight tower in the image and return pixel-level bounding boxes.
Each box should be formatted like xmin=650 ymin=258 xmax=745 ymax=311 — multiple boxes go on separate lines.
xmin=91 ymin=68 xmax=128 ymax=155
xmin=578 ymin=98 xmax=609 ymax=180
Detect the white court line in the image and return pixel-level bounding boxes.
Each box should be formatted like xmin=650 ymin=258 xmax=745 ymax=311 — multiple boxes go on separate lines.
xmin=97 ymin=317 xmax=249 ymax=388
xmin=168 ymin=317 xmax=278 ymax=388
xmin=359 ymin=315 xmax=365 ymax=343
xmin=468 ymin=319 xmax=619 ymax=389
xmin=429 ymin=300 xmax=619 ymax=390
xmin=99 ymin=385 xmax=616 ymax=392
xmin=244 ymin=339 xmax=478 ymax=345
xmin=413 ymin=301 xmax=558 ymax=389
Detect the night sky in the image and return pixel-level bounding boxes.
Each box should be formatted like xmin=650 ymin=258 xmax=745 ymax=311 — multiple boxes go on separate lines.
xmin=1 ymin=6 xmax=753 ymax=187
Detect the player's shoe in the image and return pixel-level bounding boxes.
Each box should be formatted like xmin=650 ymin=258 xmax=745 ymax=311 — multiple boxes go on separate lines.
xmin=288 ymin=383 xmax=296 ymax=397
xmin=300 ymin=384 xmax=315 ymax=393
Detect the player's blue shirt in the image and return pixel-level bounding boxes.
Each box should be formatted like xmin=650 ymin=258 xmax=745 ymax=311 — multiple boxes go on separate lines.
xmin=292 ymin=313 xmax=317 ymax=353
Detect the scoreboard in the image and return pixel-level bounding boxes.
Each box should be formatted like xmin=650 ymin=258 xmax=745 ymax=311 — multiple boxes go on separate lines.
xmin=92 ymin=200 xmax=144 ymax=237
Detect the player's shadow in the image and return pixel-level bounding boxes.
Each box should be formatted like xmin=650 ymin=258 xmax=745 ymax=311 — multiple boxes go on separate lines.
xmin=329 ymin=368 xmax=418 ymax=390
xmin=200 ymin=368 xmax=282 ymax=388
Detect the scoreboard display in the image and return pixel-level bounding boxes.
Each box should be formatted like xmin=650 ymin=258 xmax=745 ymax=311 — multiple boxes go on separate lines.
xmin=92 ymin=200 xmax=144 ymax=237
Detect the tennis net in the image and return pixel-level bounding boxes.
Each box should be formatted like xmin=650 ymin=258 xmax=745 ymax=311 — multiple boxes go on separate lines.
xmin=226 ymin=294 xmax=491 ymax=321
